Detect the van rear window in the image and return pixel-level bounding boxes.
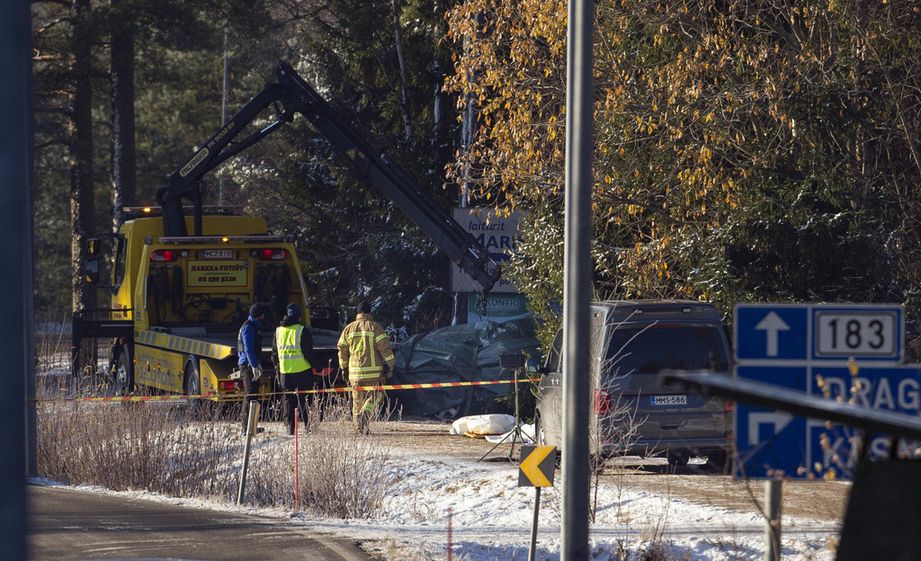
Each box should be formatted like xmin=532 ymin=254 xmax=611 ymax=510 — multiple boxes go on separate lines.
xmin=604 ymin=325 xmax=729 ymax=375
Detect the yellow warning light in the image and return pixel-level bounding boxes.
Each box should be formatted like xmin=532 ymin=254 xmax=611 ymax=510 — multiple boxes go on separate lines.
xmin=221 ymin=236 xmax=230 ymax=243
xmin=143 ymin=207 xmax=152 ymax=213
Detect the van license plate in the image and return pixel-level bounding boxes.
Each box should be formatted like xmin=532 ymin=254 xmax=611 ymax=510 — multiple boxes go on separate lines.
xmin=651 ymin=395 xmax=687 ymax=406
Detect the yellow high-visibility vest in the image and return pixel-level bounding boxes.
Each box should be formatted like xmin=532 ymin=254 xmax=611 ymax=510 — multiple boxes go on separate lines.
xmin=275 ymin=324 xmax=311 ymax=374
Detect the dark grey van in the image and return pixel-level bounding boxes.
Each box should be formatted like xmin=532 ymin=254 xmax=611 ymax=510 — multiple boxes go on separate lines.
xmin=534 ymin=300 xmax=732 ymax=469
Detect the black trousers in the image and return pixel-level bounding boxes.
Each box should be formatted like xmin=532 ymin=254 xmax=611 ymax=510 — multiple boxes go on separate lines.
xmin=240 ymin=364 xmax=261 ymax=431
xmin=281 ymin=370 xmax=316 ymax=434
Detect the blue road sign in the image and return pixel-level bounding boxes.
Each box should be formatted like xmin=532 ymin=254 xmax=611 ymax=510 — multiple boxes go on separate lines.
xmin=735 ymin=303 xmax=904 ymax=363
xmin=735 ymin=365 xmax=921 ymax=479
xmin=734 ymin=303 xmax=909 ymax=479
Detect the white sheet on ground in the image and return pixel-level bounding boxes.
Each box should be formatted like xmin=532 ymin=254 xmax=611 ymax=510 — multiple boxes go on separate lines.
xmin=449 ymin=414 xmax=515 ymax=436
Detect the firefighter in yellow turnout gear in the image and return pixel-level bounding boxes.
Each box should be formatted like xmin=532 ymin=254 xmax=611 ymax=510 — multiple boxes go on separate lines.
xmin=272 ymin=304 xmax=317 ymax=435
xmin=337 ymin=301 xmax=395 ymax=434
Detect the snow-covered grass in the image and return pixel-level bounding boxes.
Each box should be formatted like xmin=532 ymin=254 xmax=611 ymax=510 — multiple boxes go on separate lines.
xmin=35 ymin=391 xmax=840 ymax=561
xmin=36 ymin=394 xmax=395 ymax=518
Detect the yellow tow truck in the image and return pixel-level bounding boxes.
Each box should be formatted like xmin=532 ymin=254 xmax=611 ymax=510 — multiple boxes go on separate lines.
xmin=78 ymin=207 xmax=313 ymax=399
xmin=74 ymin=62 xmax=501 ymax=402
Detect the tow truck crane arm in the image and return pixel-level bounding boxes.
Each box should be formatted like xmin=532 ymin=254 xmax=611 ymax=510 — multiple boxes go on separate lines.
xmin=156 ymin=62 xmax=501 ymax=293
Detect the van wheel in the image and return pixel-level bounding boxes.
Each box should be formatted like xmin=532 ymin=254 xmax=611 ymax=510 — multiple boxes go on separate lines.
xmin=112 ymin=348 xmax=133 ymax=396
xmin=534 ymin=412 xmax=547 ymax=445
xmin=666 ymin=450 xmax=690 ymax=467
xmin=706 ymin=452 xmax=730 ymax=475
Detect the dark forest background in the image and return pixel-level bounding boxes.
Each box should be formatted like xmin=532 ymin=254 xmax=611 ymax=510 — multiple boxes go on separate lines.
xmin=33 ymin=0 xmax=921 ymax=349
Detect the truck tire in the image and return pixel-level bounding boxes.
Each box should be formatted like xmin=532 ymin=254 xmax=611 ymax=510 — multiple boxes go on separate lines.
xmin=184 ymin=359 xmax=205 ymax=418
xmin=113 ymin=347 xmax=133 ymax=396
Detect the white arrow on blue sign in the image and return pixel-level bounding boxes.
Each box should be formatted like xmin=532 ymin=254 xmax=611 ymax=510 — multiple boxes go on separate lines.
xmin=735 ymin=305 xmax=809 ymax=361
xmin=755 ymin=311 xmax=790 ymax=357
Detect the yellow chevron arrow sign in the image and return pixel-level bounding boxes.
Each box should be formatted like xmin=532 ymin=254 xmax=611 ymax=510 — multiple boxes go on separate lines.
xmin=518 ymin=445 xmax=557 ymax=487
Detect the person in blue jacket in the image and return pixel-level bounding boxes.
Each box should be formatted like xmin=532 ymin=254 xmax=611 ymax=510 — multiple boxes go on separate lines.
xmin=238 ymin=304 xmax=266 ymax=433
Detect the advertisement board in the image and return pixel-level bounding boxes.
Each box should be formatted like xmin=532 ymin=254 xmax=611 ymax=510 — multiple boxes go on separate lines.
xmin=451 ymin=207 xmax=523 ymax=293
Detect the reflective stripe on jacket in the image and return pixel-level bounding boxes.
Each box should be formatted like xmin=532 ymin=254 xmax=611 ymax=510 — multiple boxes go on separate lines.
xmin=337 ymin=313 xmax=395 ymax=381
xmin=275 ymin=324 xmax=311 ymax=374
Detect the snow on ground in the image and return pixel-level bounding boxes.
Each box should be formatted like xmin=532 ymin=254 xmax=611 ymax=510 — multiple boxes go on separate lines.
xmin=32 ymin=425 xmax=841 ymax=561
xmin=304 ymin=454 xmax=838 ymax=561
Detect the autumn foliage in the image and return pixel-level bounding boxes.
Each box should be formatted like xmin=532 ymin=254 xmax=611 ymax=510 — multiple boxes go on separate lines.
xmin=447 ymin=0 xmax=921 ymax=341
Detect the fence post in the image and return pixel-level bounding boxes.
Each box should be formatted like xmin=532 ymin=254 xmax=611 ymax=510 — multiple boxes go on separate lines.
xmin=236 ymin=401 xmax=261 ymax=505
xmin=294 ymin=406 xmax=299 ymax=511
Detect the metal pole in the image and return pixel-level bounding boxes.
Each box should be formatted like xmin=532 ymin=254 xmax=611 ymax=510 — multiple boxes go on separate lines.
xmin=219 ymin=30 xmax=229 ymax=206
xmin=764 ymin=479 xmax=782 ymax=561
xmin=447 ymin=506 xmax=453 ymax=561
xmin=294 ymin=406 xmax=299 ymax=511
xmin=562 ymin=0 xmax=594 ymax=559
xmin=0 ymin=1 xmax=30 ymax=558
xmin=236 ymin=401 xmax=260 ymax=505
xmin=528 ymin=486 xmax=542 ymax=561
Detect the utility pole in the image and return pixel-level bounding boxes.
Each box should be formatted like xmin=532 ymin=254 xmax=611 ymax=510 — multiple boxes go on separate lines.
xmin=561 ymin=0 xmax=594 ymax=560
xmin=0 ymin=1 xmax=32 ymax=559
xmin=219 ymin=30 xmax=229 ymax=206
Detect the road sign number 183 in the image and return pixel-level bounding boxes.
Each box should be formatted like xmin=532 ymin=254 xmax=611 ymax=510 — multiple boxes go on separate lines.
xmin=815 ymin=312 xmax=896 ymax=357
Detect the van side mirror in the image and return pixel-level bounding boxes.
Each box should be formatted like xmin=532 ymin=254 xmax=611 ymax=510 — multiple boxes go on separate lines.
xmin=528 ymin=363 xmax=549 ymax=375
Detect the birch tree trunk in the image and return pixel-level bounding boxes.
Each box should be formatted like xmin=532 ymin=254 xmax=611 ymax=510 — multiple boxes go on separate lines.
xmin=391 ymin=0 xmax=413 ymax=140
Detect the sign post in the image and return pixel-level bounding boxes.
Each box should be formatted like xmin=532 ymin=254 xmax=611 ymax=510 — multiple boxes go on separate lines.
xmin=519 ymin=445 xmax=557 ymax=561
xmin=764 ymin=479 xmax=782 ymax=561
xmin=236 ymin=401 xmax=261 ymax=505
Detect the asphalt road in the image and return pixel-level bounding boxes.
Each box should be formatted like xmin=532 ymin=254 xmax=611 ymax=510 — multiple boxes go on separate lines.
xmin=28 ymin=485 xmax=371 ymax=561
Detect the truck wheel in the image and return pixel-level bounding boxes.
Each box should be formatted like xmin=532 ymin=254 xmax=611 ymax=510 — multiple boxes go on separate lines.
xmin=113 ymin=348 xmax=133 ymax=396
xmin=184 ymin=360 xmax=205 ymax=418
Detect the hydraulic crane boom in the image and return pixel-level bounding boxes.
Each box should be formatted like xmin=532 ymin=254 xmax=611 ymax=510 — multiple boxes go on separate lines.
xmin=156 ymin=62 xmax=501 ymax=293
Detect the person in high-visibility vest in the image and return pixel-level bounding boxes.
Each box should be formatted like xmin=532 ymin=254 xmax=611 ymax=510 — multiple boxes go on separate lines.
xmin=337 ymin=301 xmax=395 ymax=435
xmin=271 ymin=303 xmax=317 ymax=435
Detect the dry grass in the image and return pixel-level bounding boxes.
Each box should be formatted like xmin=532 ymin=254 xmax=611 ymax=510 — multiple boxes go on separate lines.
xmin=37 ymin=384 xmax=394 ymax=519
xmin=295 ymin=398 xmax=392 ymax=518
xmin=38 ymin=398 xmax=239 ymax=497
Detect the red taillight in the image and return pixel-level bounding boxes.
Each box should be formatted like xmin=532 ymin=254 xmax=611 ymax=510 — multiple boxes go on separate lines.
xmin=252 ymin=248 xmax=287 ymax=261
xmin=219 ymin=380 xmax=241 ymax=392
xmin=593 ymin=388 xmax=611 ymax=415
xmin=150 ymin=249 xmax=178 ymax=262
